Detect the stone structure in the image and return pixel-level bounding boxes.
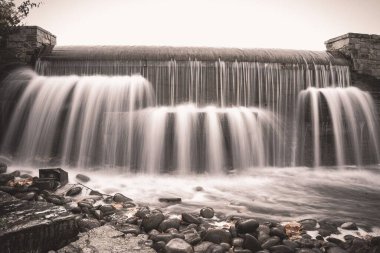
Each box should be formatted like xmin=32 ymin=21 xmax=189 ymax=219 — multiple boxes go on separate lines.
xmin=0 ymin=26 xmax=56 ymax=69
xmin=325 ymin=33 xmax=380 ymax=79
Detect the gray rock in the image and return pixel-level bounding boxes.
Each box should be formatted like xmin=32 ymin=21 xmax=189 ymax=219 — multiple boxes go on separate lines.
xmin=0 ymin=173 xmax=14 ymax=185
xmin=159 ymin=197 xmax=182 ymax=203
xmin=200 ymin=207 xmax=214 ymax=218
xmin=10 ymin=170 xmax=21 ymax=177
xmin=261 ymin=236 xmax=280 ymax=249
xmin=299 ymin=219 xmax=318 ymax=231
xmin=269 ymin=245 xmax=294 ymax=253
xmin=58 ymin=225 xmax=155 ymax=253
xmin=205 ymin=244 xmax=225 ymax=253
xmin=258 ymin=231 xmax=271 ymax=244
xmin=340 ymin=222 xmax=358 ymax=230
xmin=233 ymin=237 xmax=244 ymax=248
xmin=243 ymin=234 xmax=261 ymax=252
xmin=204 ymin=229 xmax=231 ymax=244
xmin=0 ymin=162 xmax=7 ymax=174
xmin=150 ymin=233 xmax=175 ymax=243
xmin=327 ymin=247 xmax=348 ymax=253
xmin=142 ymin=210 xmax=165 ymax=232
xmin=234 ymin=249 xmax=253 ymax=253
xmin=184 ymin=232 xmax=201 ymax=245
xmin=166 ymin=238 xmax=194 ymax=253
xmin=182 ymin=213 xmax=202 ymax=225
xmin=135 ymin=206 xmax=150 ymax=218
xmin=236 ymin=219 xmax=260 ymax=234
xmin=159 ymin=218 xmax=181 ymax=232
xmin=194 ymin=241 xmax=215 ymax=253
xmin=66 ymin=186 xmax=82 ymax=196
xmin=14 ymin=191 xmax=36 ymax=201
xmin=282 ymin=239 xmax=298 ymax=250
xmin=113 ymin=192 xmax=133 ymax=203
xmin=99 ymin=204 xmax=116 ymax=216
xmin=75 ymin=173 xmax=90 ymax=182
xmin=270 ymin=226 xmax=286 ymax=239
xmin=77 ymin=218 xmax=101 ymax=232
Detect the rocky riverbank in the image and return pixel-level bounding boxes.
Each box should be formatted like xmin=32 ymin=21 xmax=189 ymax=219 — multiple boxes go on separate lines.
xmin=1 ymin=163 xmax=380 ymax=253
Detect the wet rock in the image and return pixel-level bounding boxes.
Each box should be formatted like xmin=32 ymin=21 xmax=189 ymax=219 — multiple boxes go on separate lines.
xmin=182 ymin=212 xmax=202 ymax=225
xmin=66 ymin=186 xmax=82 ymax=196
xmin=153 ymin=241 xmax=167 ymax=253
xmin=327 ymin=247 xmax=348 ymax=253
xmin=89 ymin=190 xmax=103 ymax=196
xmin=236 ymin=219 xmax=260 ymax=234
xmin=58 ymin=225 xmax=155 ymax=253
xmin=270 ymin=226 xmax=287 ymax=239
xmin=282 ymin=239 xmax=298 ymax=250
xmin=0 ymin=162 xmax=7 ymax=173
xmin=327 ymin=238 xmax=345 ymax=248
xmin=92 ymin=209 xmax=103 ymax=220
xmin=258 ymin=231 xmax=271 ymax=244
xmin=296 ymin=238 xmax=315 ymax=248
xmin=340 ymin=222 xmax=357 ymax=230
xmin=159 ymin=197 xmax=182 ymax=203
xmin=233 ymin=238 xmax=244 ymax=248
xmin=9 ymin=170 xmax=21 ymax=177
xmin=77 ymin=218 xmax=101 ymax=232
xmin=0 ymin=173 xmax=14 ymax=185
xmin=318 ymin=221 xmax=339 ymax=236
xmin=184 ymin=231 xmax=202 ymax=245
xmin=200 ymin=207 xmax=214 ymax=218
xmin=257 ymin=224 xmax=271 ymax=234
xmin=371 ymin=237 xmax=380 ymax=247
xmin=204 ymin=229 xmax=231 ymax=244
xmin=243 ymin=234 xmax=262 ymax=252
xmin=234 ymin=249 xmax=253 ymax=253
xmin=166 ymin=238 xmax=194 ymax=253
xmin=135 ymin=206 xmax=150 ymax=218
xmin=75 ymin=173 xmax=90 ymax=182
xmin=261 ymin=236 xmax=280 ymax=249
xmin=142 ymin=210 xmax=165 ymax=232
xmin=113 ymin=192 xmax=133 ymax=203
xmin=269 ymin=245 xmax=294 ymax=253
xmin=151 ymin=233 xmax=175 ymax=243
xmin=348 ymin=238 xmax=370 ymax=253
xmin=78 ymin=200 xmax=94 ymax=209
xmin=46 ymin=195 xmax=66 ymax=205
xmin=159 ymin=218 xmax=181 ymax=232
xmin=126 ymin=216 xmax=139 ymax=224
xmin=299 ymin=219 xmax=318 ymax=231
xmin=20 ymin=174 xmax=32 ymax=179
xmin=206 ymin=244 xmax=225 ymax=253
xmin=99 ymin=204 xmax=115 ymax=216
xmin=0 ymin=193 xmax=78 ymax=253
xmin=32 ymin=178 xmax=59 ymax=191
xmin=194 ymin=186 xmax=204 ymax=191
xmin=14 ymin=191 xmax=36 ymax=200
xmin=194 ymin=241 xmax=215 ymax=253
xmin=297 ymin=249 xmax=316 ymax=253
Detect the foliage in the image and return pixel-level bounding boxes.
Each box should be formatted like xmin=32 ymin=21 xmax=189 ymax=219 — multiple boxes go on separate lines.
xmin=0 ymin=0 xmax=41 ymax=37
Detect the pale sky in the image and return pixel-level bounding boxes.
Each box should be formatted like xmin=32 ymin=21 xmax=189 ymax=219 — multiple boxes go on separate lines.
xmin=19 ymin=0 xmax=380 ymax=50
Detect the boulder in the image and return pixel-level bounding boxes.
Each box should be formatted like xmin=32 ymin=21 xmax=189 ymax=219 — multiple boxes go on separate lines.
xmin=166 ymin=238 xmax=194 ymax=253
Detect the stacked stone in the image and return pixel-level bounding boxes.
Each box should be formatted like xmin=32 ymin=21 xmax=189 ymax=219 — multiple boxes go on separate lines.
xmin=325 ymin=33 xmax=380 ymax=79
xmin=0 ymin=26 xmax=56 ymax=66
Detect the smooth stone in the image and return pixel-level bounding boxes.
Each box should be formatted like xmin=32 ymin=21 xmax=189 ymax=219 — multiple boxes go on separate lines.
xmin=0 ymin=162 xmax=7 ymax=174
xmin=296 ymin=238 xmax=315 ymax=248
xmin=151 ymin=233 xmax=174 ymax=243
xmin=153 ymin=241 xmax=166 ymax=253
xmin=327 ymin=247 xmax=348 ymax=253
xmin=78 ymin=200 xmax=94 ymax=209
xmin=99 ymin=204 xmax=115 ymax=215
xmin=282 ymin=239 xmax=298 ymax=250
xmin=340 ymin=222 xmax=358 ymax=230
xmin=219 ymin=243 xmax=230 ymax=251
xmin=257 ymin=225 xmax=270 ymax=234
xmin=232 ymin=238 xmax=244 ymax=248
xmin=258 ymin=231 xmax=271 ymax=244
xmin=234 ymin=249 xmax=253 ymax=253
xmin=46 ymin=196 xmax=65 ymax=205
xmin=200 ymin=207 xmax=214 ymax=218
xmin=184 ymin=232 xmax=201 ymax=245
xmin=297 ymin=249 xmax=315 ymax=253
xmin=142 ymin=210 xmax=165 ymax=232
xmin=194 ymin=241 xmax=215 ymax=253
xmin=75 ymin=174 xmax=90 ymax=182
xmin=204 ymin=229 xmax=231 ymax=244
xmin=269 ymin=245 xmax=294 ymax=253
xmin=270 ymin=226 xmax=287 ymax=239
xmin=14 ymin=191 xmax=36 ymax=201
xmin=113 ymin=192 xmax=133 ymax=203
xmin=182 ymin=213 xmax=202 ymax=225
xmin=166 ymin=238 xmax=194 ymax=253
xmin=243 ymin=234 xmax=261 ymax=252
xmin=66 ymin=186 xmax=82 ymax=196
xmin=93 ymin=209 xmax=103 ymax=220
xmin=327 ymin=237 xmax=345 ymax=248
xmin=77 ymin=218 xmax=101 ymax=232
xmin=236 ymin=219 xmax=260 ymax=234
xmin=89 ymin=190 xmax=103 ymax=196
xmin=299 ymin=219 xmax=318 ymax=231
xmin=159 ymin=197 xmax=182 ymax=203
xmin=159 ymin=218 xmax=181 ymax=232
xmin=261 ymin=236 xmax=280 ymax=249
xmin=205 ymin=244 xmax=225 ymax=253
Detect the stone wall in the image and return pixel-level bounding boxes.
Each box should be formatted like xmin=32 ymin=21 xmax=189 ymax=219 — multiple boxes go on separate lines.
xmin=0 ymin=26 xmax=56 ymax=68
xmin=325 ymin=33 xmax=380 ymax=79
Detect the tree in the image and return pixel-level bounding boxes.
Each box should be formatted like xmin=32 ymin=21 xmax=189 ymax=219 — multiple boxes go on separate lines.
xmin=0 ymin=0 xmax=41 ymax=42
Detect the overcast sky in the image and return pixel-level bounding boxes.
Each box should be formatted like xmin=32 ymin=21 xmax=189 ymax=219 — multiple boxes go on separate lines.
xmin=19 ymin=0 xmax=380 ymax=50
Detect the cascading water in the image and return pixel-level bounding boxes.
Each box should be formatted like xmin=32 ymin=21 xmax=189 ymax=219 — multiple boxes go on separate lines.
xmin=2 ymin=46 xmax=380 ymax=227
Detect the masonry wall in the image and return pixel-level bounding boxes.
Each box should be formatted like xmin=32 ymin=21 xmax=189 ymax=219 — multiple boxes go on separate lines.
xmin=325 ymin=33 xmax=380 ymax=79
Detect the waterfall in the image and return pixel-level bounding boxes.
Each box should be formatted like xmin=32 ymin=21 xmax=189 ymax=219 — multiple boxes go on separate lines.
xmin=1 ymin=46 xmax=378 ymax=172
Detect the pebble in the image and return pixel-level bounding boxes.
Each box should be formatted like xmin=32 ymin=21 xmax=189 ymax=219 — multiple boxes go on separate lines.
xmin=76 ymin=174 xmax=90 ymax=182
xmin=113 ymin=192 xmax=133 ymax=203
xmin=66 ymin=186 xmax=82 ymax=196
xmin=159 ymin=218 xmax=181 ymax=232
xmin=204 ymin=229 xmax=231 ymax=244
xmin=340 ymin=222 xmax=357 ymax=230
xmin=142 ymin=210 xmax=165 ymax=232
xmin=261 ymin=236 xmax=280 ymax=249
xmin=243 ymin=234 xmax=262 ymax=252
xmin=200 ymin=207 xmax=214 ymax=218
xmin=166 ymin=238 xmax=194 ymax=253
xmin=99 ymin=204 xmax=115 ymax=216
xmin=182 ymin=213 xmax=202 ymax=225
xmin=270 ymin=226 xmax=286 ymax=239
xmin=236 ymin=219 xmax=260 ymax=234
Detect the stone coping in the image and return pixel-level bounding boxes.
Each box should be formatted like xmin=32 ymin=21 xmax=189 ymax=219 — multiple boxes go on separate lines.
xmin=325 ymin=33 xmax=380 ymax=44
